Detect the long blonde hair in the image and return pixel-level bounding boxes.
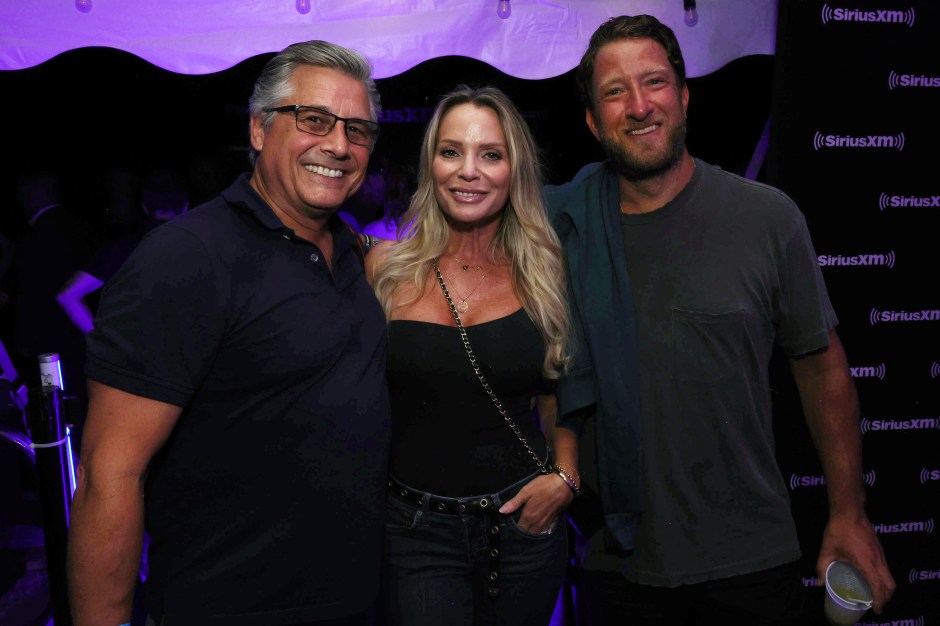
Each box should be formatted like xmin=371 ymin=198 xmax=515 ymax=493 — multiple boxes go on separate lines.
xmin=373 ymin=85 xmax=570 ymax=377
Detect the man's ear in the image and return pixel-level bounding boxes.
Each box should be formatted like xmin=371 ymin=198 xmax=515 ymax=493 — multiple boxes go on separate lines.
xmin=585 ymin=108 xmax=600 ymax=141
xmin=249 ymin=115 xmax=265 ymax=154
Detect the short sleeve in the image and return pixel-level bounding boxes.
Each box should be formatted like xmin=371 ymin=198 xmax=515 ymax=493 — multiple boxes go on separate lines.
xmin=85 ymin=224 xmax=228 ymax=407
xmin=775 ymin=215 xmax=838 ymax=356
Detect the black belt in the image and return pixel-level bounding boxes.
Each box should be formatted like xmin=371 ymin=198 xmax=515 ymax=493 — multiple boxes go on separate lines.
xmin=387 ymin=477 xmax=518 ymax=516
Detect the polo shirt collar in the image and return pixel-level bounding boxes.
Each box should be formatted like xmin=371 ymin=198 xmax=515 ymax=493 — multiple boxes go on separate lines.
xmin=221 ymin=173 xmax=358 ymax=255
xmin=222 ymin=173 xmax=292 ymax=233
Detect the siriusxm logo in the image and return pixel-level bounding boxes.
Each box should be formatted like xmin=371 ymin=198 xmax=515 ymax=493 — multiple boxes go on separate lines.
xmin=790 ymin=471 xmax=875 ymax=490
xmin=872 ymin=518 xmax=934 ymax=535
xmin=821 ymin=5 xmax=915 ymax=26
xmin=878 ymin=193 xmax=939 ymax=210
xmin=376 ymin=107 xmax=434 ymax=124
xmin=870 ymin=309 xmax=940 ymax=324
xmin=790 ymin=474 xmax=825 ymax=489
xmin=920 ymin=468 xmax=940 ymax=484
xmin=932 ymin=362 xmax=940 ymax=379
xmin=818 ymin=252 xmax=895 ymax=268
xmin=850 ymin=364 xmax=885 ymax=380
xmin=858 ymin=618 xmax=925 ymax=626
xmin=861 ymin=417 xmax=939 ymax=433
xmin=813 ymin=132 xmax=905 ymax=151
xmin=908 ymin=568 xmax=940 ymax=583
xmin=889 ymin=71 xmax=940 ymax=89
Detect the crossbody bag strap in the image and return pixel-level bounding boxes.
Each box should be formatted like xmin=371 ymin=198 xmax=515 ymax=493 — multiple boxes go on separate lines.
xmin=432 ymin=262 xmax=550 ymax=475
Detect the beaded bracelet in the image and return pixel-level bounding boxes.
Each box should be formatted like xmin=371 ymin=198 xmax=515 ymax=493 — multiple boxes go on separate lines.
xmin=553 ymin=464 xmax=581 ymax=497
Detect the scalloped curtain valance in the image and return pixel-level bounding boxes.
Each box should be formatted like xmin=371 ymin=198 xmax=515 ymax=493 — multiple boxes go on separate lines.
xmin=0 ymin=0 xmax=776 ymax=78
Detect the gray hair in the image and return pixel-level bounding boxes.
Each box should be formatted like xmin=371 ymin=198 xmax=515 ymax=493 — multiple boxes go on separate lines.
xmin=247 ymin=40 xmax=382 ymax=165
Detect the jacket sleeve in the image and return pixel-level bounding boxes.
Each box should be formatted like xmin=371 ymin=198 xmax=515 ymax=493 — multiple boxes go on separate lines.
xmin=551 ymin=210 xmax=597 ymax=434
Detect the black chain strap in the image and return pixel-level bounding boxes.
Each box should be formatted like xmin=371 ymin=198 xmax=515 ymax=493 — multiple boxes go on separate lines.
xmin=432 ymin=262 xmax=551 ymax=475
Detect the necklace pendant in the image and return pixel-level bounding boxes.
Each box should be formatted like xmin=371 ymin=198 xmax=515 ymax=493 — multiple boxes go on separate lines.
xmin=461 ymin=264 xmax=470 ymax=271
xmin=456 ymin=300 xmax=469 ymax=313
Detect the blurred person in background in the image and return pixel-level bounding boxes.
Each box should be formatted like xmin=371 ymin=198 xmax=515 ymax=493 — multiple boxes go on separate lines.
xmin=58 ymin=167 xmax=190 ymax=334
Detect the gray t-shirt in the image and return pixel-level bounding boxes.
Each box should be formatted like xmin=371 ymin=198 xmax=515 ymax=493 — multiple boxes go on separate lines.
xmin=580 ymin=160 xmax=837 ymax=586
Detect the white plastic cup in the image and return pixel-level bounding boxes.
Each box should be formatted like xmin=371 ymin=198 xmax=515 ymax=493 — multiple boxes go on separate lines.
xmin=824 ymin=560 xmax=874 ymax=625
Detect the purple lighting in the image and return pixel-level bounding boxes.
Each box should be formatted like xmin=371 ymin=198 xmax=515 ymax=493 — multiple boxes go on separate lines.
xmin=683 ymin=0 xmax=699 ymax=27
xmin=0 ymin=1 xmax=777 ymax=79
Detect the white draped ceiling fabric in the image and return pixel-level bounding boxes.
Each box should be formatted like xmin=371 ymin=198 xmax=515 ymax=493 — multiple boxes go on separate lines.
xmin=0 ymin=0 xmax=777 ymax=79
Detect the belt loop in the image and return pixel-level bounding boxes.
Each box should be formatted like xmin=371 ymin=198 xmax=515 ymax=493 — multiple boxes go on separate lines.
xmin=490 ymin=491 xmax=503 ymax=510
xmin=420 ymin=492 xmax=431 ymax=527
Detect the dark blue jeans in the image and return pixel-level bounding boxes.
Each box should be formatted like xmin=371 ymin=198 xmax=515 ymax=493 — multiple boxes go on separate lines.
xmin=382 ymin=473 xmax=568 ymax=626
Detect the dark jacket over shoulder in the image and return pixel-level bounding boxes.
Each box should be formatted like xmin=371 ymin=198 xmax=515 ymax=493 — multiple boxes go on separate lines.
xmin=544 ymin=162 xmax=643 ymax=552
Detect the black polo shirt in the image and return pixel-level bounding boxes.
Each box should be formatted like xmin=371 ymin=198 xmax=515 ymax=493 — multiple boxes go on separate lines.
xmin=87 ymin=174 xmax=391 ymax=624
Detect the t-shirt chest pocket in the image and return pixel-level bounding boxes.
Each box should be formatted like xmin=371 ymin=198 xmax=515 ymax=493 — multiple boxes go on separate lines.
xmin=670 ymin=308 xmax=747 ymax=384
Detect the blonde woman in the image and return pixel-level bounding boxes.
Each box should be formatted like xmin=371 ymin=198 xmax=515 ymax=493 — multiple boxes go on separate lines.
xmin=367 ymin=85 xmax=578 ymax=625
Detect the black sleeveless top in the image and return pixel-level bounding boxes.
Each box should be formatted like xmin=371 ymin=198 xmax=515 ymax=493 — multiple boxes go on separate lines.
xmin=387 ymin=308 xmax=549 ymax=496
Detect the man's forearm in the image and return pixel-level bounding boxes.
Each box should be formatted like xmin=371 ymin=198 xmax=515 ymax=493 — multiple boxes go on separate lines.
xmin=791 ymin=332 xmax=896 ymax=610
xmin=57 ymin=292 xmax=95 ymax=334
xmin=790 ymin=331 xmax=865 ymax=516
xmin=57 ymin=271 xmax=103 ymax=334
xmin=68 ymin=469 xmax=144 ymax=626
xmin=69 ymin=382 xmax=182 ymax=625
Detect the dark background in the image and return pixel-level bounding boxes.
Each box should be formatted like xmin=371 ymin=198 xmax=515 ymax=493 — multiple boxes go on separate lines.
xmin=771 ymin=1 xmax=939 ymax=623
xmin=0 ymin=48 xmax=772 ymax=235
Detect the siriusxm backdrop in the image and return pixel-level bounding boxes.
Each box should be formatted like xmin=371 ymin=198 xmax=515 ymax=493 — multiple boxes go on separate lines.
xmin=769 ymin=1 xmax=939 ymax=624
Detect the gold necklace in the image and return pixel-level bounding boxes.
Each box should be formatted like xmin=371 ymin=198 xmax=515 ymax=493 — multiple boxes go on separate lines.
xmin=453 ymin=256 xmax=484 ymax=272
xmin=444 ymin=265 xmax=490 ymax=313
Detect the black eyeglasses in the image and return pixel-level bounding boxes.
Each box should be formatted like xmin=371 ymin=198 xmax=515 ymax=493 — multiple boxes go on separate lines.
xmin=265 ymin=105 xmax=380 ymax=148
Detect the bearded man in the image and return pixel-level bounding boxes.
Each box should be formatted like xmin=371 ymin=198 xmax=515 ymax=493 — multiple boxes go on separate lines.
xmin=545 ymin=14 xmax=894 ymax=625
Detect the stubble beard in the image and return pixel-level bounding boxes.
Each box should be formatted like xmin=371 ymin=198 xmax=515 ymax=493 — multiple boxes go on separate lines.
xmin=599 ymin=114 xmax=688 ymax=182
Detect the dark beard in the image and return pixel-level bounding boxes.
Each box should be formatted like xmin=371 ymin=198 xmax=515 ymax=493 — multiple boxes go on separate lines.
xmin=599 ymin=115 xmax=687 ymax=181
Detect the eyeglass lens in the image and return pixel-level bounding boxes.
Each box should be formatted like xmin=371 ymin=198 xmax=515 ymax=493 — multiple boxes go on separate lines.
xmin=296 ymin=107 xmax=377 ymax=146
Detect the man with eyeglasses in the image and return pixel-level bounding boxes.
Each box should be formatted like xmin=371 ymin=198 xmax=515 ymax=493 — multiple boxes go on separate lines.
xmin=68 ymin=40 xmax=391 ymax=626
